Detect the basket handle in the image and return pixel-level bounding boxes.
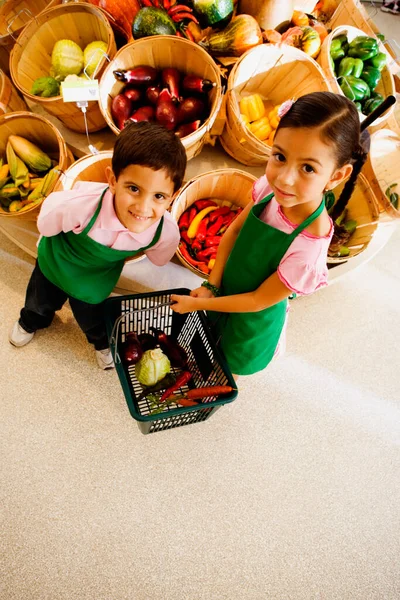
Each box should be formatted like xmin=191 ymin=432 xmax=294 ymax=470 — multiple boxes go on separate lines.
xmin=6 ymin=8 xmax=37 ymax=43
xmin=82 ymin=49 xmax=111 ymax=80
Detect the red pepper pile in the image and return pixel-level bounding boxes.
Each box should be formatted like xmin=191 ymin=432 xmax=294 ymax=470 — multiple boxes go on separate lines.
xmin=111 ymin=66 xmax=215 ymax=136
xmin=178 ymin=198 xmax=242 ymax=275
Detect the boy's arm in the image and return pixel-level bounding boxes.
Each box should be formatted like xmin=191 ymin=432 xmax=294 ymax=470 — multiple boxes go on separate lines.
xmin=37 ymin=190 xmax=99 ymax=237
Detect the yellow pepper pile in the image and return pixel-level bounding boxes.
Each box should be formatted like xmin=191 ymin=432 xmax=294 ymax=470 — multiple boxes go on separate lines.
xmin=239 ymin=93 xmax=281 ymax=147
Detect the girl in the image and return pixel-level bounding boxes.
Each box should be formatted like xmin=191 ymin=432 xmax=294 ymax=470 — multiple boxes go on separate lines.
xmin=170 ymin=92 xmax=368 ymax=376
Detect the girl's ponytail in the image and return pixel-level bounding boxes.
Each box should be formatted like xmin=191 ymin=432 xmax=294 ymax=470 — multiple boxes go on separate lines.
xmin=330 ymin=144 xmax=369 ymax=222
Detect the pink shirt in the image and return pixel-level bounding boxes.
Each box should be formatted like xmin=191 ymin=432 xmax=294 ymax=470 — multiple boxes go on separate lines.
xmin=252 ymin=175 xmax=333 ymax=295
xmin=37 ymin=182 xmax=180 ymax=267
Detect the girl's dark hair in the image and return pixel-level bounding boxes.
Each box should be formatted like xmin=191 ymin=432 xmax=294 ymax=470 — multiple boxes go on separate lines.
xmin=112 ymin=121 xmax=187 ymax=192
xmin=277 ymin=92 xmax=368 ymax=217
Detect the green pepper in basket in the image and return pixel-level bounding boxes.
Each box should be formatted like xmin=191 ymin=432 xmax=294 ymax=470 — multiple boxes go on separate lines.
xmin=339 ymin=76 xmax=371 ymax=101
xmin=338 ymin=57 xmax=364 ymax=78
xmin=360 ymin=65 xmax=382 ymax=90
xmin=330 ymin=38 xmax=346 ymax=62
xmin=386 ymin=184 xmax=399 ymax=210
xmin=362 ymin=94 xmax=384 ymax=115
xmin=348 ymin=36 xmax=379 ymax=61
xmin=366 ymin=52 xmax=387 ymax=71
xmin=354 ymin=101 xmax=363 ymax=111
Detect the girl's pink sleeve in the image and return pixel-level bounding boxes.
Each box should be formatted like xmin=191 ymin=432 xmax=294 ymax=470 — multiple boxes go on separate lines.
xmin=277 ymin=239 xmax=331 ymax=295
xmin=252 ymin=174 xmax=273 ymax=204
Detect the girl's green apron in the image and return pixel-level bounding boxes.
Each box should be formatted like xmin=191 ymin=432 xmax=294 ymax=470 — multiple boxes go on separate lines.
xmin=37 ymin=188 xmax=163 ymax=304
xmin=212 ymin=193 xmax=325 ymax=376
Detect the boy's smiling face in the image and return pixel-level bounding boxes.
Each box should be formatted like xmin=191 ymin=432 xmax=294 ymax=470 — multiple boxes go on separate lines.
xmin=106 ymin=164 xmax=175 ymax=234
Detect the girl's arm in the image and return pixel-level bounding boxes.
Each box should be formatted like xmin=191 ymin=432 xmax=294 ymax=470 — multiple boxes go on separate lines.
xmin=171 ymin=271 xmax=291 ymax=314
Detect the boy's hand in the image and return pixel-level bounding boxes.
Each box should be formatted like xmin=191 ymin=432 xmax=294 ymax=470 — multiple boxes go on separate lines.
xmin=190 ymin=286 xmax=214 ymax=299
xmin=170 ymin=294 xmax=200 ymax=314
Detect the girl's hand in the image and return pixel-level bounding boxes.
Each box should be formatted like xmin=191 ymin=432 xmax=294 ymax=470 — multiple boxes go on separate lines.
xmin=170 ymin=294 xmax=200 ymax=314
xmin=190 ymin=286 xmax=214 ymax=299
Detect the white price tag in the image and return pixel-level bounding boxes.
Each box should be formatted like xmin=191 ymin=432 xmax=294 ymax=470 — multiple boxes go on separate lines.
xmin=61 ymin=79 xmax=99 ymax=103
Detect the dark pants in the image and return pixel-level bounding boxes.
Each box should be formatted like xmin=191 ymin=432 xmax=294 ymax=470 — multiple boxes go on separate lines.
xmin=19 ymin=261 xmax=109 ymax=351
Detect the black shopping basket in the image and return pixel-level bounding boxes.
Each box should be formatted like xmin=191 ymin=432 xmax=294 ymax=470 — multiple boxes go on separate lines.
xmin=104 ymin=288 xmax=237 ymax=435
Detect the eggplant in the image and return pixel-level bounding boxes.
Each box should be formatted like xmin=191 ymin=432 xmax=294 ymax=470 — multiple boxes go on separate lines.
xmin=176 ymin=120 xmax=201 ymax=138
xmin=182 ymin=74 xmax=215 ymax=94
xmin=161 ymin=67 xmax=180 ymax=100
xmin=111 ymin=94 xmax=132 ymax=130
xmin=156 ymin=100 xmax=179 ymax=131
xmin=130 ymin=105 xmax=155 ymax=122
xmin=146 ymin=85 xmax=161 ymax=105
xmin=177 ymin=96 xmax=205 ymax=124
xmin=149 ymin=327 xmax=188 ymax=368
xmin=137 ymin=332 xmax=158 ymax=352
xmin=113 ymin=66 xmax=158 ymax=86
xmin=122 ymin=332 xmax=143 ymax=365
xmin=123 ymin=86 xmax=142 ymax=103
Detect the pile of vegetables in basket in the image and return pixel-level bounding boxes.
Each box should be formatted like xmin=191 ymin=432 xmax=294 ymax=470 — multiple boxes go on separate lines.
xmin=239 ymin=93 xmax=281 ymax=145
xmin=31 ymin=39 xmax=108 ymax=98
xmin=178 ymin=198 xmax=242 ymax=275
xmin=329 ymin=34 xmax=387 ymax=115
xmin=263 ymin=9 xmax=328 ymax=59
xmin=111 ymin=65 xmax=214 ymax=136
xmin=120 ymin=326 xmax=233 ymax=414
xmin=0 ymin=136 xmax=59 ymax=213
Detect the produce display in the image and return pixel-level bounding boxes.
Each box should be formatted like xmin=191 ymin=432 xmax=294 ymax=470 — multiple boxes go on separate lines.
xmin=30 ymin=39 xmax=108 ymax=98
xmin=199 ymin=14 xmax=263 ymax=57
xmin=263 ymin=10 xmax=328 ymax=59
xmin=120 ymin=325 xmax=233 ymax=414
xmin=239 ymin=93 xmax=281 ymax=145
xmin=0 ymin=136 xmax=59 ymax=214
xmin=110 ymin=65 xmax=214 ymax=135
xmin=329 ymin=33 xmax=387 ymax=115
xmin=178 ymin=198 xmax=242 ymax=275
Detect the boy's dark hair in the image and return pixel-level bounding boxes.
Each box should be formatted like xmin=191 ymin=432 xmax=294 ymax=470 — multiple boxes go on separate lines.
xmin=277 ymin=91 xmax=368 ymax=217
xmin=112 ymin=121 xmax=187 ymax=192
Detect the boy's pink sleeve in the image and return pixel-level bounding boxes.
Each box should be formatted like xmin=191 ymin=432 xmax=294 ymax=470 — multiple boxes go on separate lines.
xmin=145 ymin=211 xmax=180 ymax=266
xmin=37 ymin=189 xmax=100 ymax=237
xmin=252 ymin=174 xmax=273 ymax=204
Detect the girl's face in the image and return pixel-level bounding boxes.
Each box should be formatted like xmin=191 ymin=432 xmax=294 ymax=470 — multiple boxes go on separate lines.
xmin=266 ymin=126 xmax=353 ymax=211
xmin=106 ymin=164 xmax=175 ymax=233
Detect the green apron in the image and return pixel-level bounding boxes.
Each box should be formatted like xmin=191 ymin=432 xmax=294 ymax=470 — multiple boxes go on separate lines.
xmin=212 ymin=193 xmax=325 ymax=375
xmin=38 ymin=188 xmax=163 ymax=304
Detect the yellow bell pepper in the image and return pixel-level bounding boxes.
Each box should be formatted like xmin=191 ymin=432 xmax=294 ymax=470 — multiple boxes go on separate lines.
xmin=239 ymin=93 xmax=265 ymax=122
xmin=240 ymin=113 xmax=250 ymax=127
xmin=249 ymin=117 xmax=271 ymax=141
xmin=187 ymin=206 xmax=218 ymax=238
xmin=208 ymin=258 xmax=216 ymax=270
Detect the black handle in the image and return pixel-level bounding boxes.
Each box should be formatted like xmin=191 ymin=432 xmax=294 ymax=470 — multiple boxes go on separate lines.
xmin=360 ymin=95 xmax=396 ymax=132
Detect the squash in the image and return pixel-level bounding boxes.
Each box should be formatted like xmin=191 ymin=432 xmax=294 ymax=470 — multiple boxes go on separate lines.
xmin=88 ymin=0 xmax=140 ymax=40
xmin=200 ymin=14 xmax=262 ymax=57
xmin=291 ymin=10 xmax=309 ymax=27
xmin=310 ymin=19 xmax=328 ymax=43
xmin=301 ymin=26 xmax=321 ymax=58
xmin=238 ymin=0 xmax=294 ymax=30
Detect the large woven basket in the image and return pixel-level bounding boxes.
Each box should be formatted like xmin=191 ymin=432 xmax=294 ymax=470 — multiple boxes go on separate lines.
xmin=328 ymin=173 xmax=379 ymax=264
xmin=0 ymin=0 xmax=61 ymax=74
xmin=98 ymin=36 xmax=223 ymax=161
xmin=54 ymin=150 xmax=145 ymax=264
xmin=9 ymin=2 xmax=116 ymax=133
xmin=362 ymin=129 xmax=400 ymax=220
xmin=0 ymin=111 xmax=73 ymax=220
xmin=0 ymin=68 xmax=27 ymax=114
xmin=170 ymin=168 xmax=257 ymax=277
xmin=328 ymin=0 xmax=400 ymax=76
xmin=318 ymin=25 xmax=395 ymax=126
xmin=220 ymin=43 xmax=330 ymax=167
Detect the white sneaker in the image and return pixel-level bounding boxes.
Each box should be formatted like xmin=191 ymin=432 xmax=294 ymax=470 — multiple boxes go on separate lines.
xmin=9 ymin=321 xmax=35 ymax=347
xmin=96 ymin=348 xmax=115 ymax=370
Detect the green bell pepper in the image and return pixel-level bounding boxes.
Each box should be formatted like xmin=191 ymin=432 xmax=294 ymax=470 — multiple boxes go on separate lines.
xmin=338 ymin=57 xmax=364 ymax=78
xmin=385 ymin=184 xmax=399 ymax=210
xmin=362 ymin=94 xmax=384 ymax=115
xmin=339 ymin=76 xmax=371 ymax=101
xmin=354 ymin=101 xmax=363 ymax=111
xmin=360 ymin=65 xmax=381 ymax=90
xmin=330 ymin=37 xmax=346 ymax=62
xmin=366 ymin=52 xmax=387 ymax=71
xmin=348 ymin=36 xmax=379 ymax=60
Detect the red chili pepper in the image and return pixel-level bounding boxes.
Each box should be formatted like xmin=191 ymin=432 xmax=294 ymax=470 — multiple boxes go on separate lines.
xmin=141 ymin=0 xmax=153 ymax=5
xmin=184 ymin=27 xmax=195 ymax=42
xmin=181 ymin=230 xmax=191 ymax=245
xmin=160 ymin=370 xmax=192 ymax=402
xmin=207 ymin=215 xmax=225 ymax=236
xmin=179 ymin=243 xmax=207 ymax=268
xmin=195 ymin=217 xmax=209 ymax=243
xmin=191 ymin=238 xmax=202 ymax=252
xmin=178 ymin=211 xmax=190 ymax=230
xmin=204 ymin=236 xmax=222 ymax=247
xmin=188 ymin=207 xmax=197 ymax=224
xmin=168 ymin=3 xmax=190 ymax=14
xmin=176 ymin=30 xmax=184 ymax=37
xmin=221 ymin=211 xmax=238 ymax=227
xmin=177 ymin=398 xmax=199 ymax=407
xmin=153 ymin=0 xmax=159 ymax=6
xmin=196 ymin=246 xmax=218 ymax=261
xmin=208 ymin=206 xmax=231 ymax=223
xmin=172 ymin=12 xmax=199 ymax=23
xmin=194 ymin=199 xmax=218 ymax=211
xmin=163 ymin=0 xmax=171 ymax=8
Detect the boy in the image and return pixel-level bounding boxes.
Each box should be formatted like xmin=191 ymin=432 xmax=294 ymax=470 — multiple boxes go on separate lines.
xmin=9 ymin=121 xmax=187 ymax=369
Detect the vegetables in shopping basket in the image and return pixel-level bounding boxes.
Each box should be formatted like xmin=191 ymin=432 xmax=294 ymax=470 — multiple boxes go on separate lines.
xmin=135 ymin=348 xmax=171 ymax=387
xmin=137 ymin=373 xmax=177 ymax=401
xmin=164 ymin=385 xmax=235 ymax=402
xmin=149 ymin=326 xmax=188 ymax=368
xmin=122 ymin=332 xmax=143 ymax=365
xmin=160 ymin=370 xmax=192 ymax=402
xmin=137 ymin=332 xmax=158 ymax=351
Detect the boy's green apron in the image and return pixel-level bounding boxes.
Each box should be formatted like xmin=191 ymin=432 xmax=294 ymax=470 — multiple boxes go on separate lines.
xmin=211 ymin=193 xmax=325 ymax=375
xmin=38 ymin=188 xmax=163 ymax=304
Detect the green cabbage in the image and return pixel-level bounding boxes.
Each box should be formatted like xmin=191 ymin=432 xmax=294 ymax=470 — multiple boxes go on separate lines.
xmin=31 ymin=77 xmax=60 ymax=98
xmin=135 ymin=348 xmax=171 ymax=387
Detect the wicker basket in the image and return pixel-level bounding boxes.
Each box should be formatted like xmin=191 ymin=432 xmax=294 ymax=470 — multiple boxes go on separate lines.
xmin=362 ymin=129 xmax=400 ymax=220
xmin=0 ymin=68 xmax=27 ymax=114
xmin=0 ymin=0 xmax=61 ymax=74
xmin=98 ymin=36 xmax=223 ymax=161
xmin=170 ymin=168 xmax=257 ymax=277
xmin=9 ymin=2 xmax=116 ymax=133
xmin=328 ymin=0 xmax=400 ymax=76
xmin=318 ymin=25 xmax=395 ymax=126
xmin=327 ymin=173 xmax=379 ymax=264
xmin=220 ymin=43 xmax=331 ymax=167
xmin=0 ymin=111 xmax=73 ymax=220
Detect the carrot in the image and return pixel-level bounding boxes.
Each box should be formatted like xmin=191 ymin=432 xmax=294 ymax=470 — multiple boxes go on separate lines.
xmin=165 ymin=385 xmax=234 ymax=401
